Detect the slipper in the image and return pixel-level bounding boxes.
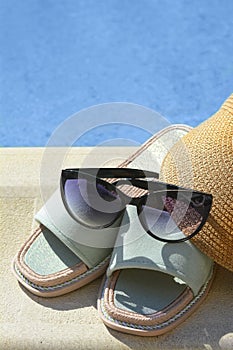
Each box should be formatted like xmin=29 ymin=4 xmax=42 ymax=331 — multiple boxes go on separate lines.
xmin=97 ymin=128 xmax=215 ymax=336
xmin=12 ymin=124 xmax=191 ymax=297
xmin=98 ymin=207 xmax=214 ymax=336
xmin=12 ymin=190 xmax=123 ymax=297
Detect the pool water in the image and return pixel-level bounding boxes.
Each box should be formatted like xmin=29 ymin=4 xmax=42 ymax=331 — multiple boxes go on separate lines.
xmin=1 ymin=0 xmax=232 ymax=146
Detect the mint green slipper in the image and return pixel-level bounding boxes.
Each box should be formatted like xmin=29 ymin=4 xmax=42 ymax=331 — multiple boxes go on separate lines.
xmin=12 ymin=188 xmax=122 ymax=297
xmin=98 ymin=206 xmax=214 ymax=336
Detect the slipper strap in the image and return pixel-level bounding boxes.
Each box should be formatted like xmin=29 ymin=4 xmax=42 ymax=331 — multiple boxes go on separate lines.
xmin=107 ymin=206 xmax=213 ymax=296
xmin=35 ymin=189 xmax=122 ymax=268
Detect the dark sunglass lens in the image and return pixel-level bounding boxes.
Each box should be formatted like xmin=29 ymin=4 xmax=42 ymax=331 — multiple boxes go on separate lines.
xmin=141 ymin=191 xmax=205 ymax=241
xmin=63 ymin=178 xmax=123 ymax=227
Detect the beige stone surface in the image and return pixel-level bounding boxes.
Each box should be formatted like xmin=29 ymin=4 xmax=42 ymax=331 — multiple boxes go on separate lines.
xmin=1 ymin=147 xmax=233 ymax=350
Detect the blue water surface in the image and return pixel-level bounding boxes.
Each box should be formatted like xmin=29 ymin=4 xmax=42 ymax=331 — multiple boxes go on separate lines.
xmin=0 ymin=0 xmax=232 ymax=146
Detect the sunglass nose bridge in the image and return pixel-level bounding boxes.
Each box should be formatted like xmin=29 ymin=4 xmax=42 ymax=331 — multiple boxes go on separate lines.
xmin=112 ymin=179 xmax=134 ymax=187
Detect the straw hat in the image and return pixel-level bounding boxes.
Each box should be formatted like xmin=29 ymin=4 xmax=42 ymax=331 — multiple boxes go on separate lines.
xmin=160 ymin=94 xmax=233 ymax=271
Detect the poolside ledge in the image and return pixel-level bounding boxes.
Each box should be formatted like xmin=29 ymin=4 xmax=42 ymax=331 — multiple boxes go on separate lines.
xmin=1 ymin=147 xmax=233 ymax=350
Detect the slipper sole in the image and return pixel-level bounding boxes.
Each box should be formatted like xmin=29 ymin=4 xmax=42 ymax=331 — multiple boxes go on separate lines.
xmin=12 ymin=255 xmax=110 ymax=297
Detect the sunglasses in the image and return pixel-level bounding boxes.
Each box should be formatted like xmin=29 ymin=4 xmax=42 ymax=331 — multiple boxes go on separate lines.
xmin=60 ymin=168 xmax=212 ymax=243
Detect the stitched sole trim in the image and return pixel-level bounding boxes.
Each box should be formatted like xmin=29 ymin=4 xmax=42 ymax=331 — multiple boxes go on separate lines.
xmin=13 ymin=254 xmax=110 ymax=292
xmin=99 ymin=270 xmax=213 ymax=333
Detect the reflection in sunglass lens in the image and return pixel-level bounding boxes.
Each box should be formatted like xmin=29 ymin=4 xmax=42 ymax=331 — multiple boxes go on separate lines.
xmin=64 ymin=178 xmax=123 ymax=228
xmin=141 ymin=191 xmax=204 ymax=241
xmin=163 ymin=196 xmax=203 ymax=237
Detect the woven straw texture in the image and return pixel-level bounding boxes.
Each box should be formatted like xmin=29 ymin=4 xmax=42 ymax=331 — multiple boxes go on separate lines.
xmin=161 ymin=94 xmax=233 ymax=271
